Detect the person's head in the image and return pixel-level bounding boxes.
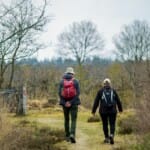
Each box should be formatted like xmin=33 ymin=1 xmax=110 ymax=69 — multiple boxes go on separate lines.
xmin=65 ymin=67 xmax=75 ymax=75
xmin=103 ymin=78 xmax=111 ymax=88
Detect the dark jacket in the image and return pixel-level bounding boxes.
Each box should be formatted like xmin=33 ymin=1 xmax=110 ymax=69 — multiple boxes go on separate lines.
xmin=58 ymin=73 xmax=81 ymax=106
xmin=92 ymin=87 xmax=123 ymax=114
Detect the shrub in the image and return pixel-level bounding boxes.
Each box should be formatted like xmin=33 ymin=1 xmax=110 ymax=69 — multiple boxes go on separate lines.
xmin=27 ymin=100 xmax=42 ymax=110
xmin=117 ymin=109 xmax=137 ymax=134
xmin=87 ymin=115 xmax=100 ymax=123
xmin=0 ymin=121 xmax=66 ymax=150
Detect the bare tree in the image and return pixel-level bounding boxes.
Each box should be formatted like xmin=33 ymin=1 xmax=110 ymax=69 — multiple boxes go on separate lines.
xmin=113 ymin=20 xmax=150 ymax=98
xmin=56 ymin=20 xmax=105 ymax=66
xmin=0 ymin=0 xmax=51 ymax=88
xmin=114 ymin=20 xmax=150 ymax=62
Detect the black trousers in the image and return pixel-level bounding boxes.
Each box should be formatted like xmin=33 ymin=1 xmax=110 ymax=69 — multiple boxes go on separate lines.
xmin=100 ymin=113 xmax=117 ymax=138
xmin=63 ymin=105 xmax=78 ymax=137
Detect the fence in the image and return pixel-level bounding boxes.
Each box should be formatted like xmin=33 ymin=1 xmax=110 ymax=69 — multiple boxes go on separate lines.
xmin=0 ymin=86 xmax=27 ymax=115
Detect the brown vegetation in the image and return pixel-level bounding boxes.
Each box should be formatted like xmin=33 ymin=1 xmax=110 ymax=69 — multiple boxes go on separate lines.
xmin=0 ymin=110 xmax=66 ymax=150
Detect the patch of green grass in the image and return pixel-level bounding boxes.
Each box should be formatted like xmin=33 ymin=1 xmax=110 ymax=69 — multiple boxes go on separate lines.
xmin=131 ymin=134 xmax=150 ymax=150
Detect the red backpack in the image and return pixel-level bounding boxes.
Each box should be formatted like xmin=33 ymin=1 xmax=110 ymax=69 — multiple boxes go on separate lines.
xmin=61 ymin=78 xmax=77 ymax=100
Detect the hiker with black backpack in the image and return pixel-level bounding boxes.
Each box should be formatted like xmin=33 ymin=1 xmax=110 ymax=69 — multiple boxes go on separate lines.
xmin=91 ymin=78 xmax=123 ymax=144
xmin=58 ymin=67 xmax=81 ymax=143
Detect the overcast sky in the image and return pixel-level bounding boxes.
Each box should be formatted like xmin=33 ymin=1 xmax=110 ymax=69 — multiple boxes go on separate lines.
xmin=36 ymin=0 xmax=150 ymax=60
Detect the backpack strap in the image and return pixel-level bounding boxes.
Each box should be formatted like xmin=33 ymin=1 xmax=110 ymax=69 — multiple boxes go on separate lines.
xmin=102 ymin=89 xmax=113 ymax=103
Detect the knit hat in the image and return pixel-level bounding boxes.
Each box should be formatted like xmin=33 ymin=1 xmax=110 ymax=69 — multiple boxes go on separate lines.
xmin=65 ymin=67 xmax=75 ymax=74
xmin=103 ymin=78 xmax=111 ymax=86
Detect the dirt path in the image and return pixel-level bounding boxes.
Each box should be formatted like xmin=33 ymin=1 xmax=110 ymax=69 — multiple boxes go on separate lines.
xmin=36 ymin=110 xmax=125 ymax=150
xmin=67 ymin=120 xmax=120 ymax=150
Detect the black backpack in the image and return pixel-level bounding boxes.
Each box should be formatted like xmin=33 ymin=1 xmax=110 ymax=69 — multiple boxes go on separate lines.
xmin=101 ymin=89 xmax=114 ymax=108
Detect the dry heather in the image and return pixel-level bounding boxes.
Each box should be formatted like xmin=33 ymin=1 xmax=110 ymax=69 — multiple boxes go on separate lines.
xmin=0 ymin=102 xmax=66 ymax=150
xmin=27 ymin=99 xmax=57 ymax=110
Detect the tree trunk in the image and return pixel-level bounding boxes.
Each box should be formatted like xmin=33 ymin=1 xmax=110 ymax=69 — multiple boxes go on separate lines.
xmin=7 ymin=59 xmax=15 ymax=88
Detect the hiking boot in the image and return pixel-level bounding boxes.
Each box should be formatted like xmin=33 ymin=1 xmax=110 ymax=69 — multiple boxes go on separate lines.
xmin=70 ymin=134 xmax=76 ymax=143
xmin=104 ymin=137 xmax=109 ymax=143
xmin=65 ymin=136 xmax=70 ymax=142
xmin=109 ymin=134 xmax=114 ymax=144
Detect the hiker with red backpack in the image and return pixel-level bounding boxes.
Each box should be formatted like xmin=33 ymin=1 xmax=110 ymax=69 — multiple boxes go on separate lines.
xmin=58 ymin=67 xmax=81 ymax=143
xmin=92 ymin=78 xmax=123 ymax=144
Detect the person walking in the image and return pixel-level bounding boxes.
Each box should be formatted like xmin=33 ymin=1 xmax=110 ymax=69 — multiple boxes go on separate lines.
xmin=58 ymin=67 xmax=81 ymax=143
xmin=91 ymin=78 xmax=123 ymax=144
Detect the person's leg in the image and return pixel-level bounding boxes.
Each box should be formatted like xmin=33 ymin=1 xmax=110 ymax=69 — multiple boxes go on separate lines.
xmin=63 ymin=106 xmax=70 ymax=140
xmin=108 ymin=113 xmax=117 ymax=144
xmin=100 ymin=113 xmax=109 ymax=142
xmin=70 ymin=105 xmax=78 ymax=143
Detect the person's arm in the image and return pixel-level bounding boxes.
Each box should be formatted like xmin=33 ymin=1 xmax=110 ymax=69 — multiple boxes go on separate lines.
xmin=114 ymin=90 xmax=123 ymax=112
xmin=91 ymin=90 xmax=101 ymax=115
xmin=58 ymin=80 xmax=66 ymax=105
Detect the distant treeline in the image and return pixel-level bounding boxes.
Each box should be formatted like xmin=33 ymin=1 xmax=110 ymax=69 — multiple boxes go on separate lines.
xmin=17 ymin=56 xmax=113 ymax=67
